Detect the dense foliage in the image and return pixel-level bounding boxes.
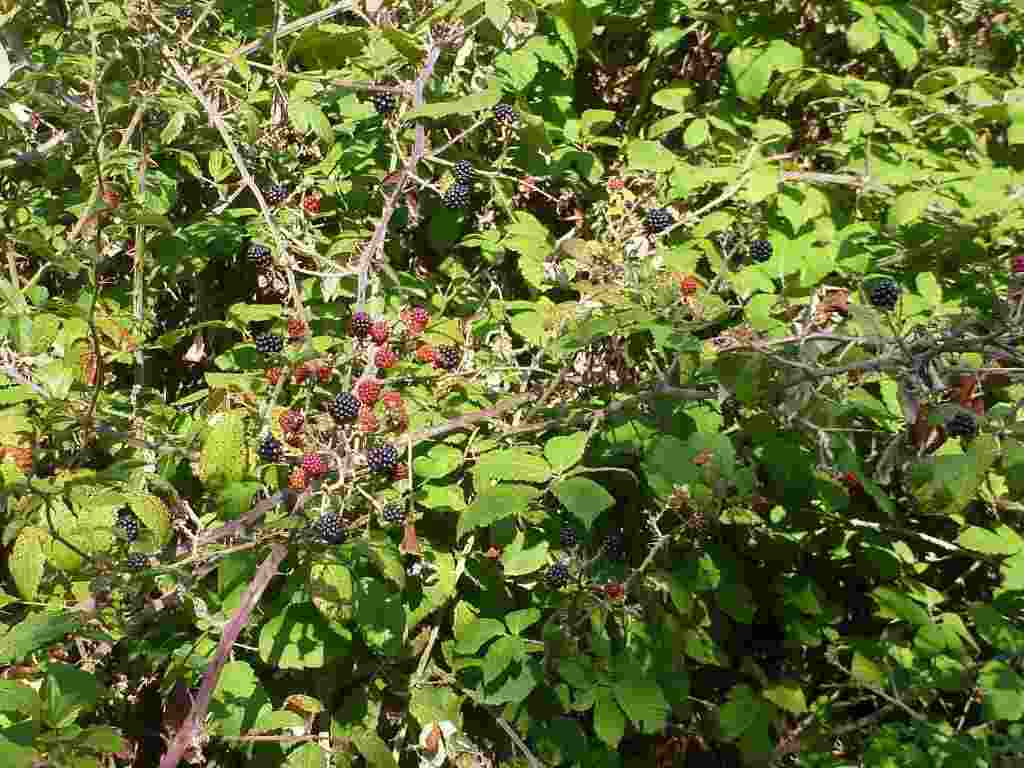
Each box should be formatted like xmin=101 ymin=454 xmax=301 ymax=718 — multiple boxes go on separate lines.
xmin=1 ymin=0 xmax=1024 ymax=766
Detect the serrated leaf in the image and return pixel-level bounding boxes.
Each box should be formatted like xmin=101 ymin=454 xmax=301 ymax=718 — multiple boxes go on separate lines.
xmin=199 ymin=411 xmax=247 ymax=487
xmin=593 ymin=687 xmax=625 ymax=748
xmin=413 ymin=444 xmax=462 ymax=480
xmin=473 ymin=447 xmax=551 ymax=486
xmin=285 ymin=742 xmax=325 ymax=768
xmin=455 ymin=618 xmax=506 ymax=655
xmin=957 ymin=525 xmax=1024 ymax=555
xmin=505 ymin=608 xmax=541 ymax=636
xmin=126 ymin=493 xmax=172 ymax=546
xmin=10 ymin=527 xmax=47 ymax=600
xmin=160 ymin=112 xmax=186 ymax=144
xmin=259 ymin=604 xmax=351 ymax=670
xmin=0 ymin=612 xmax=81 ymax=664
xmin=351 ymin=728 xmax=399 ymax=768
xmin=762 ymin=682 xmax=807 ymax=714
xmin=483 ymin=635 xmax=526 ymax=684
xmin=404 ymin=87 xmax=501 ymax=121
xmin=457 ymin=484 xmax=539 ymax=540
xmin=552 ymin=476 xmax=614 ymax=530
xmin=612 ymin=668 xmax=669 ymax=733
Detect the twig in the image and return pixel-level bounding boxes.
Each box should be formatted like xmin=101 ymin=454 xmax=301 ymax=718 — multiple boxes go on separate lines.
xmin=495 ymin=716 xmax=545 ymax=768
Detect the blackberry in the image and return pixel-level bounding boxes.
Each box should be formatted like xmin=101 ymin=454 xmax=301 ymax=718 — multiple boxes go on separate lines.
xmin=559 ymin=524 xmax=578 ymax=548
xmin=265 ymin=184 xmax=289 ymax=205
xmin=644 ymin=207 xmax=674 ymax=235
xmin=434 ymin=344 xmax=461 ymax=371
xmin=946 ymin=412 xmax=978 ymax=440
xmin=367 ymin=444 xmax=399 ymax=475
xmin=868 ymin=279 xmax=900 ymax=311
xmin=603 ymin=529 xmax=626 ymax=562
xmin=545 ymin=561 xmax=571 ymax=589
xmin=382 ymin=502 xmax=406 ymax=524
xmin=257 ymin=433 xmax=284 ymax=463
xmin=721 ymin=396 xmax=741 ymax=424
xmin=443 ymin=182 xmax=472 ymax=209
xmin=175 ymin=7 xmax=193 ymax=21
xmin=814 ymin=154 xmax=838 ymax=173
xmin=493 ymin=103 xmax=518 ymax=127
xmin=329 ymin=392 xmax=361 ymax=423
xmin=372 ymin=92 xmax=397 ymax=116
xmin=350 ymin=311 xmax=371 ymax=339
xmin=314 ymin=512 xmax=345 ymax=544
xmin=750 ymin=239 xmax=773 ymax=263
xmin=254 ymin=333 xmax=284 ymax=354
xmin=453 ymin=160 xmax=474 ymax=184
xmin=116 ymin=508 xmax=141 ymax=543
xmin=125 ymin=553 xmax=149 ymax=571
xmin=248 ymin=243 xmax=272 ymax=267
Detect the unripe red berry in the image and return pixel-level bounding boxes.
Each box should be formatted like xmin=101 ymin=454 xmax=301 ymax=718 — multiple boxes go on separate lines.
xmin=1013 ymin=255 xmax=1024 ymax=274
xmin=416 ymin=344 xmax=434 ymax=363
xmin=375 ymin=346 xmax=398 ymax=370
xmin=356 ymin=378 xmax=382 ymax=405
xmin=358 ymin=406 xmax=379 ymax=434
xmin=289 ymin=467 xmax=307 ymax=490
xmin=391 ymin=462 xmax=409 ymax=481
xmin=369 ymin=320 xmax=390 ymax=345
xmin=381 ymin=391 xmax=404 ymax=411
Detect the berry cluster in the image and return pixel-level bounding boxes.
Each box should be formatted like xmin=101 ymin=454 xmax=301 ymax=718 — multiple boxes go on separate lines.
xmin=265 ymin=184 xmax=289 ymax=205
xmin=603 ymin=529 xmax=626 ymax=562
xmin=453 ymin=160 xmax=474 ymax=184
xmin=302 ymin=193 xmax=321 ymax=215
xmin=493 ymin=103 xmax=518 ymax=127
xmin=350 ymin=311 xmax=372 ymax=339
xmin=258 ymin=434 xmax=284 ymax=463
xmin=329 ymin=392 xmax=362 ymax=423
xmin=369 ymin=320 xmax=390 ymax=345
xmin=117 ymin=508 xmax=141 ymax=543
xmin=382 ymin=502 xmax=406 ymax=525
xmin=868 ymin=279 xmax=900 ymax=311
xmin=367 ymin=444 xmax=399 ymax=474
xmin=356 ymin=378 xmax=382 ymax=405
xmin=644 ymin=207 xmax=674 ymax=235
xmin=289 ymin=467 xmax=307 ymax=490
xmin=255 ymin=333 xmax=284 ymax=355
xmin=559 ymin=524 xmax=578 ymax=548
xmin=303 ymin=454 xmax=327 ymax=476
xmin=434 ymin=345 xmax=461 ymax=371
xmin=946 ymin=412 xmax=978 ymax=440
xmin=372 ymin=92 xmax=397 ymax=116
xmin=750 ymin=239 xmax=773 ymax=263
xmin=249 ymin=243 xmax=272 ymax=267
xmin=314 ymin=512 xmax=345 ymax=544
xmin=125 ymin=553 xmax=149 ymax=571
xmin=443 ymin=183 xmax=472 ymax=210
xmin=545 ymin=561 xmax=571 ymax=589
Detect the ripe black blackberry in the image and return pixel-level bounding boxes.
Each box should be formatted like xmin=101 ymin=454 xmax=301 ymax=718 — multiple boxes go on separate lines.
xmin=258 ymin=433 xmax=284 ymax=463
xmin=175 ymin=7 xmax=193 ymax=21
xmin=603 ymin=529 xmax=626 ymax=562
xmin=314 ymin=512 xmax=345 ymax=544
xmin=254 ymin=333 xmax=284 ymax=355
xmin=434 ymin=345 xmax=461 ymax=371
xmin=125 ymin=553 xmax=148 ymax=571
xmin=443 ymin=182 xmax=472 ymax=209
xmin=116 ymin=508 xmax=140 ymax=543
xmin=453 ymin=160 xmax=474 ymax=184
xmin=493 ymin=103 xmax=518 ymax=127
xmin=644 ymin=207 xmax=674 ymax=235
xmin=750 ymin=239 xmax=773 ymax=263
xmin=248 ymin=243 xmax=272 ymax=267
xmin=350 ymin=311 xmax=371 ymax=339
xmin=382 ymin=502 xmax=406 ymax=525
xmin=367 ymin=444 xmax=399 ymax=475
xmin=329 ymin=392 xmax=361 ymax=423
xmin=946 ymin=412 xmax=978 ymax=440
xmin=868 ymin=279 xmax=900 ymax=311
xmin=265 ymin=184 xmax=288 ymax=205
xmin=372 ymin=92 xmax=396 ymax=116
xmin=559 ymin=524 xmax=578 ymax=548
xmin=545 ymin=561 xmax=571 ymax=589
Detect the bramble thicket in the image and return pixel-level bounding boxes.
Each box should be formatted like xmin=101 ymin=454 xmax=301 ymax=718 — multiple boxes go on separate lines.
xmin=1 ymin=1 xmax=1024 ymax=767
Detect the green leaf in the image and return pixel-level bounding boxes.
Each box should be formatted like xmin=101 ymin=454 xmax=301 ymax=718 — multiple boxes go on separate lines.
xmin=356 ymin=579 xmax=405 ymax=657
xmin=404 ymin=87 xmax=502 ymax=121
xmin=199 ymin=411 xmax=247 ymax=487
xmin=978 ymin=661 xmax=1024 ymax=721
xmin=42 ymin=662 xmax=103 ymax=728
xmin=413 ymin=444 xmax=462 ymax=480
xmin=882 ymin=30 xmax=918 ymax=70
xmin=580 ymin=109 xmax=616 ymax=137
xmin=0 ymin=682 xmax=40 ymax=718
xmin=683 ymin=118 xmax=710 ymax=148
xmin=726 ymin=41 xmax=803 ymax=104
xmin=957 ymin=525 xmax=1024 ymax=555
xmin=10 ymin=527 xmax=47 ymax=600
xmin=762 ymin=682 xmax=807 ymax=714
xmin=364 ymin=532 xmax=407 ymax=590
xmin=455 ymin=618 xmax=507 ymax=655
xmin=915 ymin=272 xmax=942 ymax=307
xmin=351 ymin=728 xmax=399 ymax=768
xmin=125 ymin=492 xmax=173 ymax=547
xmin=78 ymin=726 xmax=127 ymax=753
xmin=0 ymin=612 xmax=82 ymax=665
xmin=259 ymin=604 xmax=350 ymax=669
xmin=552 ymin=476 xmax=615 ymax=530
xmin=285 ymin=742 xmax=325 ymax=768
xmin=593 ymin=687 xmax=625 ymax=748
xmin=626 ymin=139 xmax=677 ymax=172
xmin=612 ymin=669 xmax=669 ymax=734
xmin=718 ymin=684 xmax=760 ymax=741
xmin=888 ymin=190 xmax=932 ymax=228
xmin=457 ymin=484 xmax=539 ymax=540
xmin=473 ymin=447 xmax=551 ymax=486
xmin=289 ymin=98 xmax=333 ymax=144
xmin=553 ymin=0 xmax=594 ymax=60
xmin=483 ymin=635 xmax=526 ymax=684
xmin=871 ymin=586 xmax=930 ymax=625
xmin=210 ymin=661 xmax=273 ymax=737
xmin=651 ymin=87 xmax=693 ymax=112
xmin=544 ymin=432 xmax=588 ymax=473
xmin=500 ymin=531 xmax=549 ymax=576
xmin=682 ymin=628 xmax=729 ymax=667
xmin=505 ymin=608 xmax=541 ymax=636
xmin=847 ymin=14 xmax=880 ymax=53
xmin=485 ymin=0 xmax=510 ymax=29
xmin=160 ymin=111 xmax=187 ymax=144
